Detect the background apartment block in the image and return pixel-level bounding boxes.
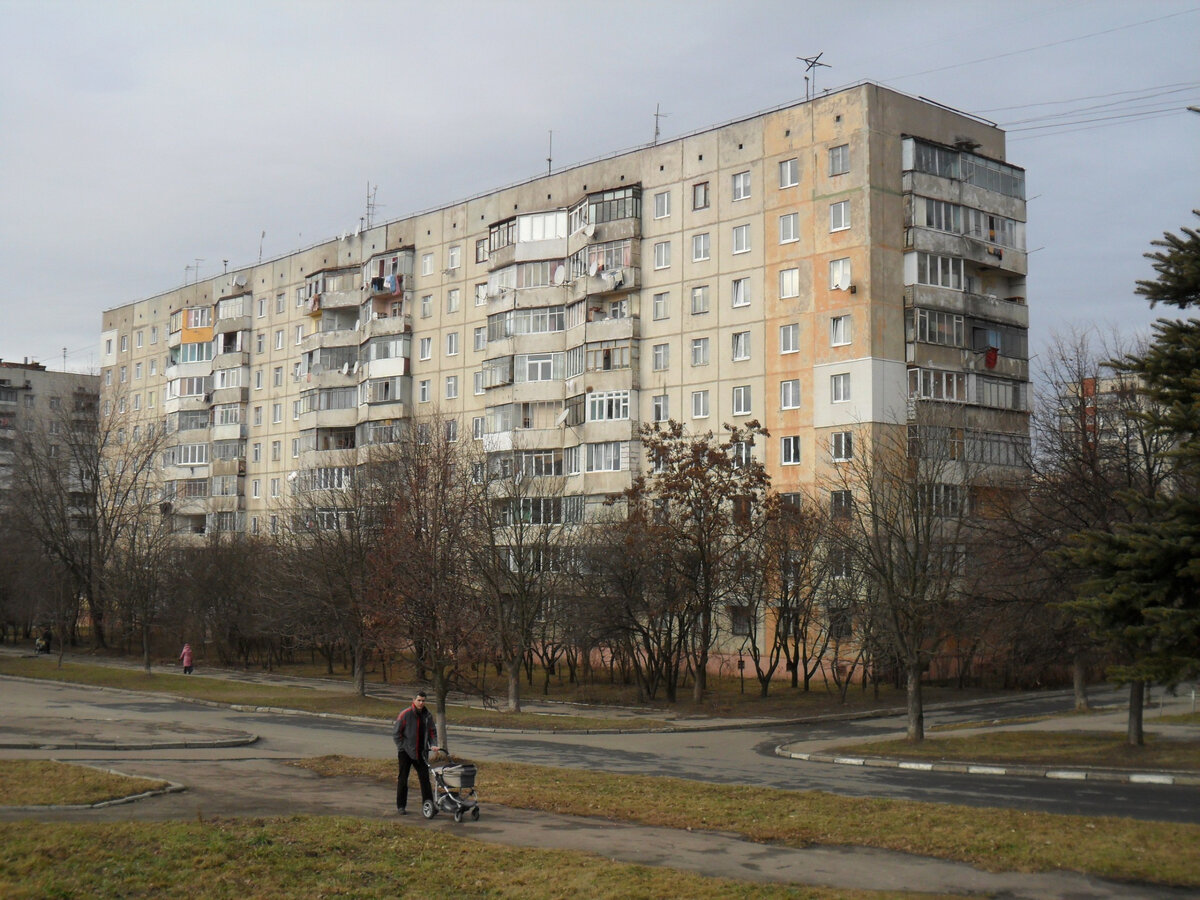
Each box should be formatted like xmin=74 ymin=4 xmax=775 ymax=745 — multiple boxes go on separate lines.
xmin=99 ymin=83 xmax=1029 ymax=537
xmin=0 ymin=360 xmax=99 ymax=494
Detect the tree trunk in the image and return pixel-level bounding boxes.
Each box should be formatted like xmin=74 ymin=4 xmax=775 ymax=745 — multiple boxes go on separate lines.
xmin=432 ymin=668 xmax=449 ymax=756
xmin=142 ymin=624 xmax=152 ymax=675
xmin=1072 ymin=654 xmax=1090 ymax=712
xmin=353 ymin=642 xmax=367 ymax=697
xmin=1127 ymin=680 xmax=1145 ymax=747
xmin=506 ymin=655 xmax=522 ymax=713
xmin=905 ymin=661 xmax=925 ymax=742
xmin=692 ymin=607 xmax=710 ymax=702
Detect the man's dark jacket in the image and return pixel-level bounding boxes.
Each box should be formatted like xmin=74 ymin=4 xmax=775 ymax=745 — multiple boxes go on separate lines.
xmin=392 ymin=703 xmax=437 ymax=760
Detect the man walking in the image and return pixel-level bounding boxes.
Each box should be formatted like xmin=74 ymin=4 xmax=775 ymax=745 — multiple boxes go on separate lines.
xmin=392 ymin=690 xmax=438 ymax=815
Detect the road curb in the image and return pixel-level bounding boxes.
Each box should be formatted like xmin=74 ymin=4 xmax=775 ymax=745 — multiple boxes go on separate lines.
xmin=5 ymin=762 xmax=187 ymax=810
xmin=773 ymin=746 xmax=1200 ymax=786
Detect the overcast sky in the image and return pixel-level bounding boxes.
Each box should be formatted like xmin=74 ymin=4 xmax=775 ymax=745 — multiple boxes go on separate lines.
xmin=1 ymin=0 xmax=1197 ymax=372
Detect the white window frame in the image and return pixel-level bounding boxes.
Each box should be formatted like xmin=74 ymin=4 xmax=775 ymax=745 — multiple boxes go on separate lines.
xmin=779 ymin=323 xmax=799 ymax=354
xmin=732 ymin=171 xmax=751 ymax=201
xmin=830 ymin=199 xmax=850 ymax=232
xmin=447 ymin=245 xmax=461 ymax=270
xmin=732 ymin=224 xmax=750 ymax=255
xmin=418 ymin=379 xmax=430 ymax=403
xmin=731 ymin=277 xmax=749 ymax=308
xmin=653 ymin=241 xmax=671 ymax=270
xmin=829 ymin=258 xmax=851 ymax=290
xmin=691 ymin=389 xmax=710 ymax=418
xmin=831 ymin=431 xmax=853 ymax=462
xmin=780 ymin=379 xmax=800 ymax=409
xmin=781 ymin=436 xmax=801 ymax=465
xmin=831 ymin=373 xmax=851 ymax=403
xmin=831 ymin=315 xmax=852 ymax=346
xmin=652 ymin=394 xmax=669 ymax=422
xmin=446 ymin=332 xmax=459 ymax=356
xmin=653 ymin=191 xmax=670 ymax=219
xmin=692 ymin=232 xmax=710 ymax=262
xmin=419 ymin=337 xmax=432 ymax=360
xmin=691 ymin=285 xmax=710 ymax=315
xmin=779 ymin=268 xmax=800 ymax=299
xmin=421 ymin=253 xmax=433 ymax=276
xmin=652 ymin=343 xmax=669 ymax=371
xmin=732 ymin=385 xmax=752 ymax=416
xmin=445 ymin=375 xmax=458 ymax=399
xmin=779 ymin=213 xmax=799 ymax=244
xmin=652 ymin=291 xmax=669 ymax=320
xmin=473 ymin=326 xmax=486 ymax=351
xmin=779 ymin=157 xmax=799 ymax=188
xmin=691 ymin=337 xmax=709 ymax=366
xmin=732 ymin=331 xmax=750 ymax=361
xmin=829 ymin=144 xmax=849 ymax=176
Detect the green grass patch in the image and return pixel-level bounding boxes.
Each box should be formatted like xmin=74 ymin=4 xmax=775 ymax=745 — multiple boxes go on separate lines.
xmin=0 ymin=817 xmax=940 ymax=900
xmin=827 ymin=731 xmax=1200 ymax=771
xmin=295 ymin=755 xmax=1200 ymax=887
xmin=1158 ymin=711 xmax=1200 ymax=725
xmin=0 ymin=657 xmax=666 ymax=732
xmin=0 ymin=761 xmax=167 ymax=807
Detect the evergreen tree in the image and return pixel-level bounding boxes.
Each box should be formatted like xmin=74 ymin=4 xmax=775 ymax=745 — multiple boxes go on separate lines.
xmin=1064 ymin=215 xmax=1200 ymax=745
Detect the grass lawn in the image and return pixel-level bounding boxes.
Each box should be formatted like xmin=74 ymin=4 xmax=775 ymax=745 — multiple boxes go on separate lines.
xmin=0 ymin=760 xmax=168 ymax=807
xmin=295 ymin=755 xmax=1200 ymax=887
xmin=0 ymin=817 xmax=947 ymax=900
xmin=0 ymin=657 xmax=666 ymax=732
xmin=824 ymin=731 xmax=1200 ymax=771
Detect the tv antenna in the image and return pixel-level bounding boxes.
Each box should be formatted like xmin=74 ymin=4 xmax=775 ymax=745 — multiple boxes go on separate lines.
xmin=546 ymin=130 xmax=553 ymax=175
xmin=797 ymin=53 xmax=830 ymax=100
xmin=653 ymin=103 xmax=669 ymax=145
xmin=365 ymin=182 xmax=379 ymax=229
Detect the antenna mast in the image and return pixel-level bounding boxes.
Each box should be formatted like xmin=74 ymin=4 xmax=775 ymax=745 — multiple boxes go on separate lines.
xmin=653 ymin=103 xmax=669 ymax=145
xmin=365 ymin=182 xmax=379 ymax=229
xmin=547 ymin=131 xmax=553 ymax=175
xmin=796 ymin=53 xmax=831 ymax=100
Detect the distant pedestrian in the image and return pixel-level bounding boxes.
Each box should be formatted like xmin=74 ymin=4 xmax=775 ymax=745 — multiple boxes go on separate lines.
xmin=38 ymin=630 xmax=52 ymax=655
xmin=392 ymin=690 xmax=438 ymax=815
xmin=180 ymin=643 xmax=194 ymax=674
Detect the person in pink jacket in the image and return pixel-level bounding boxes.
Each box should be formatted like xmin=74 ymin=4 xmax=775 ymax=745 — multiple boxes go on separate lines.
xmin=180 ymin=643 xmax=194 ymax=674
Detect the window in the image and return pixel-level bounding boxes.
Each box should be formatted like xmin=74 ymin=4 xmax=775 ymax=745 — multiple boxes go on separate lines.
xmin=779 ymin=157 xmax=799 ymax=188
xmin=915 ymin=252 xmax=964 ymax=290
xmin=654 ymin=191 xmax=670 ymax=219
xmin=829 ymin=257 xmax=851 ymax=290
xmin=652 ymin=394 xmax=669 ymax=422
xmin=446 ymin=332 xmax=459 ymax=356
xmin=732 ymin=171 xmax=751 ymax=201
xmin=447 ymin=245 xmax=461 ymax=270
xmin=446 ymin=288 xmax=460 ymax=313
xmin=830 ymin=315 xmax=852 ymax=346
xmin=781 ymin=436 xmax=801 ymax=465
xmin=586 ymin=442 xmax=622 ymax=472
xmin=779 ymin=213 xmax=798 ymax=243
xmin=255 ymin=332 xmax=264 ymax=354
xmin=691 ymin=285 xmax=710 ymax=315
xmin=119 ymin=366 xmax=127 ymax=383
xmin=271 ymin=440 xmax=281 ymax=461
xmin=587 ymin=391 xmax=630 ymax=421
xmin=692 ymin=181 xmax=710 ymax=210
xmin=134 ymin=362 xmax=142 ymax=379
xmin=252 ymin=479 xmax=261 ymax=499
xmin=692 ymin=233 xmax=710 ymax=261
xmin=691 ymin=337 xmax=709 ymax=366
xmin=732 ymin=224 xmax=750 ymax=254
xmin=829 ymin=144 xmax=849 ymax=176
xmin=732 ymin=331 xmax=750 ymax=361
xmin=274 ymin=294 xmax=285 ymax=315
xmin=273 ymin=366 xmax=283 ymax=387
xmin=474 ymin=371 xmax=484 ymax=395
xmin=830 ymin=200 xmax=850 ymax=232
xmin=150 ymin=359 xmax=157 ymax=375
xmin=831 ymin=373 xmax=851 ymax=403
xmin=272 ymin=403 xmax=282 ymax=424
xmin=780 ymin=379 xmax=800 ymax=409
xmin=473 ymin=326 xmax=487 ymax=352
xmin=652 ymin=343 xmax=669 ymax=371
xmin=445 ymin=376 xmax=458 ymax=399
xmin=691 ymin=390 xmax=709 ymax=418
xmin=732 ymin=385 xmax=751 ymax=415
xmin=475 ymin=283 xmax=488 ymax=306
xmin=418 ymin=379 xmax=430 ymax=403
xmin=473 ymin=416 xmax=485 ymax=440
xmin=779 ymin=268 xmax=800 ymax=299
xmin=420 ymin=295 xmax=432 ymax=317
xmin=474 ymin=238 xmax=490 ymax=264
xmin=150 ymin=326 xmax=159 ymax=343
xmin=831 ymin=489 xmax=853 ymax=518
xmin=274 ymin=329 xmax=284 ymax=350
xmin=652 ymin=291 xmax=669 ymax=320
xmin=270 ymin=478 xmax=280 ymax=498
xmin=731 ymin=277 xmax=749 ymax=308
xmin=730 ymin=441 xmax=752 ymax=468
xmin=653 ymin=241 xmax=671 ymax=269
xmin=421 ymin=253 xmax=433 ymax=276
xmin=445 ymin=419 xmax=458 ymax=442
xmin=419 ymin=337 xmax=432 ymax=360
xmin=292 ymin=438 xmax=300 ymax=458
xmin=522 ymin=353 xmax=557 ymax=381
xmin=779 ymin=323 xmax=799 ymax=354
xmin=831 ymin=431 xmax=853 ymax=461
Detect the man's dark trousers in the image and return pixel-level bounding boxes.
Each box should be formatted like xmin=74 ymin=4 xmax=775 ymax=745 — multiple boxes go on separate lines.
xmin=397 ymin=752 xmax=433 ymax=810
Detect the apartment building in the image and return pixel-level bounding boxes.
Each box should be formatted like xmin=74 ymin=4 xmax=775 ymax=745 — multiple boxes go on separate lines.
xmin=0 ymin=360 xmax=99 ymax=494
xmin=99 ymin=83 xmax=1029 ymax=538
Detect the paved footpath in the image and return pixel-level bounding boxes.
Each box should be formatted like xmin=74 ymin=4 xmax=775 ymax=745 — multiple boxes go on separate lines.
xmin=2 ymin=648 xmax=1198 ymax=898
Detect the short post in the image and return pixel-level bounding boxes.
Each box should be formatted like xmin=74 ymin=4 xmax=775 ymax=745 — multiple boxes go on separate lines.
xmin=738 ymin=653 xmax=745 ymax=694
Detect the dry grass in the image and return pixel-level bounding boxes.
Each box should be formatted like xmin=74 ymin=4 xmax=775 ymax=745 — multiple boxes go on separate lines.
xmin=295 ymin=755 xmax=1200 ymax=887
xmin=0 ymin=817 xmax=945 ymax=900
xmin=0 ymin=760 xmax=167 ymax=807
xmin=830 ymin=731 xmax=1200 ymax=771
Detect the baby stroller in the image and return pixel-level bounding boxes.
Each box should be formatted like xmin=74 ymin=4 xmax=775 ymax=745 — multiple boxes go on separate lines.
xmin=422 ymin=756 xmax=480 ymax=823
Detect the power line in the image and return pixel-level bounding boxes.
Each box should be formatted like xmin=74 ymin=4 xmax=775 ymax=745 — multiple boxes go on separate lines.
xmin=1007 ymin=109 xmax=1186 ymax=142
xmin=974 ymin=81 xmax=1200 ymax=114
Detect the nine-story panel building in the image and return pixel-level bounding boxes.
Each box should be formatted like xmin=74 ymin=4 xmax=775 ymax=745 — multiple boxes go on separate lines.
xmin=99 ymin=83 xmax=1029 ymax=538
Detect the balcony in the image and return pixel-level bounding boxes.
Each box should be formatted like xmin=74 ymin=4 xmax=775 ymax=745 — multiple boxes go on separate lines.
xmin=363 ymin=312 xmax=412 ymax=339
xmin=904 ymin=285 xmax=1028 ymax=329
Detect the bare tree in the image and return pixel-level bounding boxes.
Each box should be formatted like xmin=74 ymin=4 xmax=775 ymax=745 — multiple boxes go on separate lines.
xmin=368 ymin=415 xmax=488 ymax=748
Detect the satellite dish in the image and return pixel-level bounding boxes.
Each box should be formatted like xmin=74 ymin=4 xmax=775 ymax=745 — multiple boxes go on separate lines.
xmin=583 ymin=222 xmax=596 ymax=237
xmin=341 ymin=362 xmax=349 ymax=375
xmin=588 ymin=260 xmax=599 ymax=277
xmin=554 ymin=408 xmax=569 ymax=427
xmin=553 ymin=264 xmax=566 ymax=286
xmin=287 ymin=471 xmax=298 ymax=482
xmin=235 ymin=275 xmax=248 ymax=287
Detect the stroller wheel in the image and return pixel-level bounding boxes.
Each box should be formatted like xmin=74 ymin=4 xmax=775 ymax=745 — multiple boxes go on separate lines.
xmin=453 ymin=809 xmax=463 ymax=823
xmin=421 ymin=799 xmax=437 ymax=819
xmin=470 ymin=806 xmax=480 ymax=821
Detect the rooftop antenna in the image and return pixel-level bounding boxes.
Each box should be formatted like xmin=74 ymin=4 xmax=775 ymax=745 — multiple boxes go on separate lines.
xmin=653 ymin=103 xmax=669 ymax=145
xmin=797 ymin=53 xmax=830 ymax=100
xmin=258 ymin=230 xmax=265 ymax=263
xmin=546 ymin=130 xmax=553 ymax=175
xmin=62 ymin=347 xmax=67 ymax=371
xmin=365 ymin=182 xmax=379 ymax=229
xmin=192 ymin=258 xmax=204 ymax=283
xmin=223 ymin=259 xmax=229 ymax=274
